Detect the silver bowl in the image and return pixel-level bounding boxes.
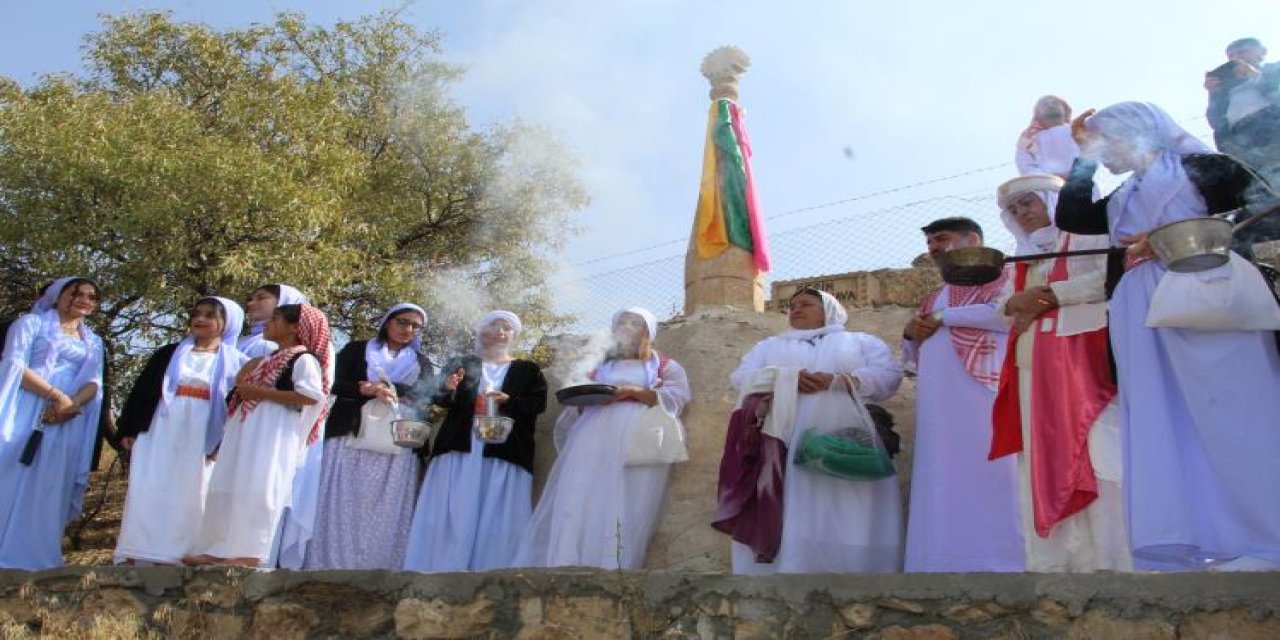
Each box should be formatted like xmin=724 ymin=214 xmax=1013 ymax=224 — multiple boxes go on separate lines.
xmin=1148 ymin=217 xmax=1232 ymax=273
xmin=391 ymin=419 xmax=433 ymax=448
xmin=473 ymin=415 xmax=515 ymax=444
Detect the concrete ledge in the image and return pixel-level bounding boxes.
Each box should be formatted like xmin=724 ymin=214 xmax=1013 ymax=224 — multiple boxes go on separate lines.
xmin=1 ymin=567 xmax=1279 ymax=638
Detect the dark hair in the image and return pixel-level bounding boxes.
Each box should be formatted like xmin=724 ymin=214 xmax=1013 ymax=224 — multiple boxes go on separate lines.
xmin=274 ymin=303 xmax=302 ymax=324
xmin=1226 ymin=37 xmax=1264 ymax=54
xmin=377 ymin=309 xmax=424 ymax=343
xmin=789 ymin=287 xmax=826 ymax=302
xmin=191 ymin=297 xmax=227 ymax=323
xmin=59 ymin=278 xmax=101 ymax=301
xmin=921 ymin=216 xmax=984 ymax=238
xmin=255 ymin=284 xmax=282 ymax=299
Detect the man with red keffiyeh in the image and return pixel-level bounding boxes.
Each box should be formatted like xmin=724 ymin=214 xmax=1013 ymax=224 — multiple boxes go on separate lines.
xmin=902 ymin=217 xmax=1024 ymax=572
xmin=186 ymin=303 xmax=332 ymax=568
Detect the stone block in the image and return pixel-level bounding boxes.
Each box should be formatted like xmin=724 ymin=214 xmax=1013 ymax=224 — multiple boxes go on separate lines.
xmin=184 ymin=574 xmax=241 ymax=609
xmin=1179 ymin=609 xmax=1280 ymax=640
xmin=159 ymin=607 xmax=246 ymax=640
xmin=542 ymin=596 xmax=630 ymax=638
xmin=878 ymin=623 xmax=959 ymax=640
xmin=1067 ymin=610 xmax=1175 ymax=640
xmin=878 ymin=597 xmax=926 ymax=615
xmin=839 ymin=602 xmax=877 ymax=630
xmin=248 ymin=602 xmax=320 ymax=640
xmin=339 ymin=601 xmax=393 ymax=637
xmin=395 ymin=597 xmax=496 ymax=639
xmin=1033 ymin=597 xmax=1071 ymax=628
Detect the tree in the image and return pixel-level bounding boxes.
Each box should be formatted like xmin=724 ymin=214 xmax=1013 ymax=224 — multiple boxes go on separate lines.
xmin=0 ymin=10 xmax=587 ymax=392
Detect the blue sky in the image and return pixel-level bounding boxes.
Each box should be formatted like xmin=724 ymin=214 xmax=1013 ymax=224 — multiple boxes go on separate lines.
xmin=3 ymin=1 xmax=1277 ymax=323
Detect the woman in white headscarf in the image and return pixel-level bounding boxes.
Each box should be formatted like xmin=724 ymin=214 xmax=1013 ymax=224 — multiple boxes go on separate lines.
xmin=114 ymin=296 xmax=247 ymax=565
xmin=719 ymin=288 xmax=904 ymax=574
xmin=513 ymin=308 xmax=691 ymax=570
xmin=306 ymin=303 xmax=431 ymax=570
xmin=238 ymin=284 xmax=309 ymax=359
xmin=404 ymin=310 xmax=548 ymax=571
xmin=1057 ymin=101 xmax=1280 ymax=571
xmin=0 ymin=277 xmax=105 ymax=569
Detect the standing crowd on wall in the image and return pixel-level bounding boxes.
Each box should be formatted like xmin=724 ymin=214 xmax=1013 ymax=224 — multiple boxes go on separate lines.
xmin=0 ymin=37 xmax=1278 ymax=574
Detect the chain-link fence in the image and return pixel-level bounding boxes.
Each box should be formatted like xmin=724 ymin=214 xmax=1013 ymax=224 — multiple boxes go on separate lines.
xmin=554 ymin=189 xmax=1014 ymax=331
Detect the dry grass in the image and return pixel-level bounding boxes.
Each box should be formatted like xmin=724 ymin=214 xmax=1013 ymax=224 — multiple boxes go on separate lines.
xmin=62 ymin=447 xmax=128 ymax=566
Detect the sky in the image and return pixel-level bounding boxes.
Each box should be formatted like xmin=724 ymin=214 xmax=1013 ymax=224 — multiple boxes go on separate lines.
xmin=2 ymin=1 xmax=1277 ymax=324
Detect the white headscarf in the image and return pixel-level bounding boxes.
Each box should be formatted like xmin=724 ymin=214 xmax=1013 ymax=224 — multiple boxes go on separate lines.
xmin=473 ymin=310 xmax=523 ymax=357
xmin=244 ymin=283 xmax=309 ymax=338
xmin=998 ymin=174 xmax=1065 ymax=256
xmin=161 ymin=296 xmax=245 ymax=454
xmin=365 ymin=302 xmax=426 ymax=385
xmin=29 ymin=276 xmax=104 ymax=387
xmin=594 ymin=307 xmax=665 ymax=388
xmin=777 ymin=289 xmax=847 ymax=341
xmin=1085 ymin=102 xmax=1213 ymax=240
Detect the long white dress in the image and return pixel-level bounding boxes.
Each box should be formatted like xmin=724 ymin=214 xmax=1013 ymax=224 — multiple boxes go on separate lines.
xmin=114 ymin=351 xmax=217 ymax=564
xmin=194 ymin=354 xmax=325 ymax=564
xmin=513 ymin=359 xmax=691 ymax=570
xmin=728 ymin=332 xmax=905 ymax=574
xmin=904 ymin=294 xmax=1025 ymax=572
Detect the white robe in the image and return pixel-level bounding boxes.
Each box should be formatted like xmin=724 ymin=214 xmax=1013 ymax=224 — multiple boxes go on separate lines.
xmin=728 ymin=331 xmax=905 ymax=574
xmin=115 ymin=351 xmax=217 ymax=564
xmin=194 ymin=354 xmax=325 ymax=564
xmin=1015 ymin=124 xmax=1080 ymax=177
xmin=996 ymin=233 xmax=1131 ymax=572
xmin=513 ymin=359 xmax=690 ymax=570
xmin=903 ymin=293 xmax=1024 ymax=572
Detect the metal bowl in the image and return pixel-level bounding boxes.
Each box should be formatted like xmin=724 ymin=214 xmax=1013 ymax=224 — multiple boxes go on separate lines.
xmin=936 ymin=246 xmax=1005 ymax=286
xmin=555 ymin=384 xmax=618 ymax=407
xmin=391 ymin=419 xmax=433 ymax=448
xmin=473 ymin=415 xmax=515 ymax=444
xmin=1147 ymin=217 xmax=1232 ymax=273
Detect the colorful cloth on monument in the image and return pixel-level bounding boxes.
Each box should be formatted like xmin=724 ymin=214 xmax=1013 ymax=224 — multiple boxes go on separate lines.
xmin=692 ymin=97 xmax=771 ymax=272
xmin=904 ymin=281 xmax=1023 ymax=572
xmin=990 ymin=233 xmax=1131 ymax=572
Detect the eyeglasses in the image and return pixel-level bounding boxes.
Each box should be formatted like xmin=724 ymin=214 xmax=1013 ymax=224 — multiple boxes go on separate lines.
xmin=393 ymin=317 xmax=425 ymax=331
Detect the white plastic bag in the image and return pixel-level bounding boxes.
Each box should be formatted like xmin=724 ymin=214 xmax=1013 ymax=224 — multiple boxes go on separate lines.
xmin=626 ymin=405 xmax=689 ymax=466
xmin=346 ymin=398 xmax=406 ymax=456
xmin=1147 ymin=253 xmax=1280 ymax=331
xmin=793 ymin=388 xmax=895 ymax=480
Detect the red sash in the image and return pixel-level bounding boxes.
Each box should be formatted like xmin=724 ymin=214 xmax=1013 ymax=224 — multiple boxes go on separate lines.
xmin=990 ymin=238 xmax=1117 ymax=537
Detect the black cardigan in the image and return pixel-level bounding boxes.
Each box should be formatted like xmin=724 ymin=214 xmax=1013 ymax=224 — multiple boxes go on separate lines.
xmin=1055 ymin=154 xmax=1256 ymax=296
xmin=324 ymin=340 xmax=432 ymax=447
xmin=115 ymin=343 xmax=180 ymax=441
xmin=430 ymin=356 xmax=548 ymax=473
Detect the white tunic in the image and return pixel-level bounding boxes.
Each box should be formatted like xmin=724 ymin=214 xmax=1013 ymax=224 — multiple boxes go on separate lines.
xmin=903 ymin=293 xmax=1025 ymax=572
xmin=115 ymin=351 xmax=217 ymax=564
xmin=194 ymin=354 xmax=325 ymax=564
xmin=514 ymin=359 xmax=690 ymax=570
xmin=728 ymin=331 xmax=905 ymax=574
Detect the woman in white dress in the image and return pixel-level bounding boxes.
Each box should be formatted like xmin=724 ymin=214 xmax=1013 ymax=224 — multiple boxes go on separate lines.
xmin=720 ymin=288 xmax=904 ymax=574
xmin=514 ymin=308 xmax=691 ymax=570
xmin=404 ymin=310 xmax=548 ymax=572
xmin=186 ymin=303 xmax=331 ymax=568
xmin=114 ymin=297 xmax=246 ymax=565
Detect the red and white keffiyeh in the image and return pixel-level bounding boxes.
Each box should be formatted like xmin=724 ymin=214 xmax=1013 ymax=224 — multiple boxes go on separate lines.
xmin=919 ymin=269 xmax=1010 ymax=390
xmin=228 ymin=304 xmax=332 ymax=443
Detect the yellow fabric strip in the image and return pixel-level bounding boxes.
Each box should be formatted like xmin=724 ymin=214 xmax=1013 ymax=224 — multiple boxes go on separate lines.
xmin=693 ymin=102 xmax=729 ymax=259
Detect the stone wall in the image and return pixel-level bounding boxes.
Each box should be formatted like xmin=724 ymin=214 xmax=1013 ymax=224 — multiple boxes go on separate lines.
xmin=4 ymin=566 xmax=1280 ymax=639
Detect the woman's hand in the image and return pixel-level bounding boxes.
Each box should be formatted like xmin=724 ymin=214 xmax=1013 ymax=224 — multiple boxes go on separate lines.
xmin=485 ymin=390 xmax=510 ymax=405
xmin=797 ymin=371 xmax=835 ymax=394
xmin=1120 ymin=232 xmax=1156 ymax=263
xmin=614 ymin=385 xmax=658 ymax=406
xmin=1071 ymin=108 xmax=1096 ymax=146
xmin=41 ymin=392 xmax=78 ymax=424
xmin=236 ymin=384 xmax=266 ymax=401
xmin=120 ymin=437 xmax=136 ymax=451
xmin=443 ymin=367 xmax=466 ymax=392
